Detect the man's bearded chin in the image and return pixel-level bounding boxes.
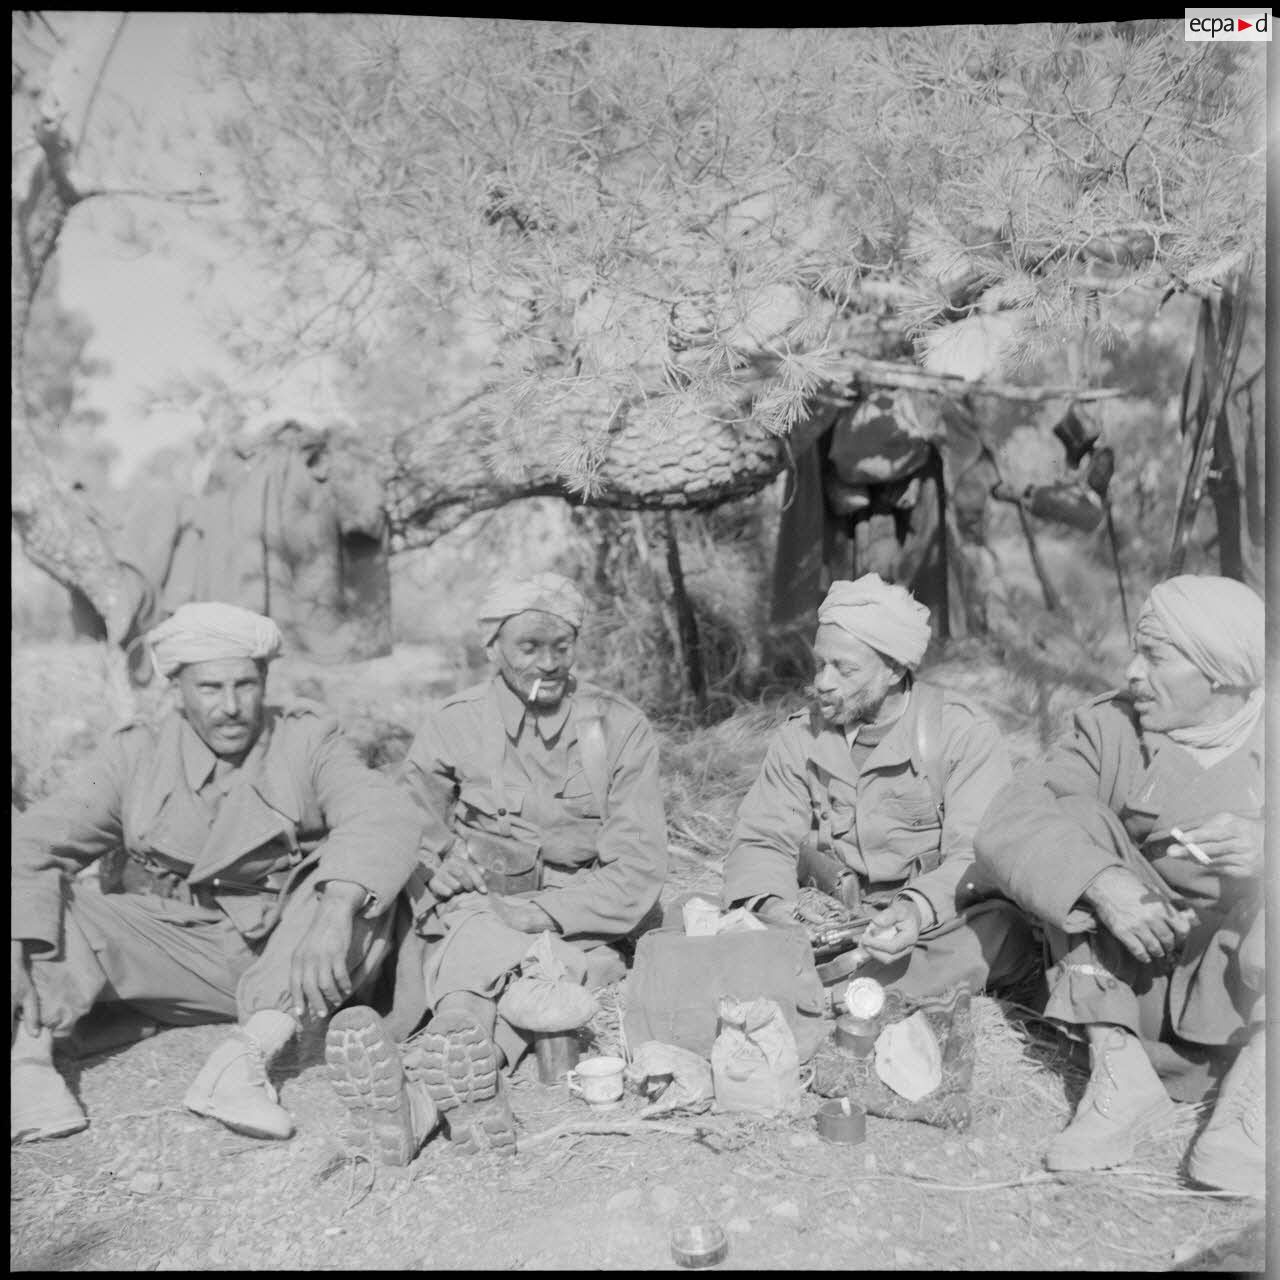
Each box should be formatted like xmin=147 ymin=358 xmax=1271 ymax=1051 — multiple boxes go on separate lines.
xmin=807 ymin=685 xmax=887 ymax=729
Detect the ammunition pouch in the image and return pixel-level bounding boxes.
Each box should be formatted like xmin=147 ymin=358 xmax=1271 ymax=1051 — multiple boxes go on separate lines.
xmin=463 ymin=828 xmax=543 ymax=896
xmin=101 ymin=850 xmax=191 ymax=901
xmin=797 ymin=836 xmax=863 ymax=910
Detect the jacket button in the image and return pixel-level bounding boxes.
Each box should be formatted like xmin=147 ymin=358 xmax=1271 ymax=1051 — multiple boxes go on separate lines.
xmin=498 ymin=808 xmax=507 ymax=816
xmin=820 ymin=809 xmax=830 ymax=820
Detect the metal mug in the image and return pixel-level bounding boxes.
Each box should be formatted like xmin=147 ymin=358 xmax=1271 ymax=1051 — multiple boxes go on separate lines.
xmin=533 ymin=1030 xmax=581 ymax=1084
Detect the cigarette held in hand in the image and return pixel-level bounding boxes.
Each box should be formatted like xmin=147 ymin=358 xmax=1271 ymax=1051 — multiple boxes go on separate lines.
xmin=1170 ymin=827 xmax=1212 ymax=866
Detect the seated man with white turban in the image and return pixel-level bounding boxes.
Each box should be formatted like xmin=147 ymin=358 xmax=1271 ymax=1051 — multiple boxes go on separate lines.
xmin=325 ymin=572 xmax=667 ymax=1161
xmin=974 ymin=575 xmax=1265 ymax=1196
xmin=11 ymin=603 xmax=421 ymax=1145
xmin=722 ymin=573 xmax=1039 ymax=1001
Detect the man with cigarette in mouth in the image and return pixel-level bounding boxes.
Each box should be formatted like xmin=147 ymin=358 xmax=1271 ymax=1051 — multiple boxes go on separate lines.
xmin=326 ymin=573 xmax=667 ymax=1161
xmin=721 ymin=573 xmax=1040 ymax=1002
xmin=975 ymin=575 xmax=1265 ymax=1196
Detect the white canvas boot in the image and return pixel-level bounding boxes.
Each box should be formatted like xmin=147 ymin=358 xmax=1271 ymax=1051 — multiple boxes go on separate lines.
xmin=1187 ymin=1030 xmax=1265 ymax=1198
xmin=1046 ymin=1024 xmax=1174 ymax=1171
xmin=184 ymin=1010 xmax=298 ymax=1140
xmin=11 ymin=1025 xmax=88 ymax=1143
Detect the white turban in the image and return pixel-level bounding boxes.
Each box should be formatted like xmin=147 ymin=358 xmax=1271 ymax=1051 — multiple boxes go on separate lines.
xmin=817 ymin=573 xmax=932 ymax=670
xmin=478 ymin=573 xmax=587 ymax=645
xmin=1138 ymin=575 xmax=1264 ymax=690
xmin=148 ymin=602 xmax=283 ymax=679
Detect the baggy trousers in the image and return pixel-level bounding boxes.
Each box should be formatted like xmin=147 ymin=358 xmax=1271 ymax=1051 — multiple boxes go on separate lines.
xmin=1037 ymin=795 xmax=1262 ymax=1100
xmin=30 ymin=877 xmax=394 ymax=1037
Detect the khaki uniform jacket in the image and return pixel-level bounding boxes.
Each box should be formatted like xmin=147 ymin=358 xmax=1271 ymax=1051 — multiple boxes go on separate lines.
xmin=12 ymin=704 xmax=422 ymax=951
xmin=399 ymin=677 xmax=668 ymax=942
xmin=973 ymin=690 xmax=1265 ymax=930
xmin=722 ymin=684 xmax=1011 ymax=924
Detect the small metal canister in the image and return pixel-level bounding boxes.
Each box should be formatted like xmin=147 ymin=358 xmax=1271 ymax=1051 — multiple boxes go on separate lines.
xmin=834 ymin=1014 xmax=879 ymax=1058
xmin=532 ymin=1030 xmax=582 ymax=1084
xmin=815 ymin=1096 xmax=867 ymax=1145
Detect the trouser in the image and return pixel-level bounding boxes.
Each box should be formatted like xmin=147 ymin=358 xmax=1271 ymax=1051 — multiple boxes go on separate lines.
xmin=385 ymin=892 xmax=662 ymax=1068
xmin=855 ymin=898 xmax=1043 ymax=1002
xmin=1035 ymin=795 xmax=1261 ymax=1100
xmin=29 ymin=877 xmax=395 ymax=1039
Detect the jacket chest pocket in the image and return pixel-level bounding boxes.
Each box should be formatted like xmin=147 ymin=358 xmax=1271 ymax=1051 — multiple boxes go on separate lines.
xmin=812 ymin=778 xmax=858 ymax=840
xmin=558 ymin=769 xmax=601 ymax=820
xmin=877 ymin=786 xmax=942 ymax=855
xmin=457 ymin=782 xmax=526 ymax=833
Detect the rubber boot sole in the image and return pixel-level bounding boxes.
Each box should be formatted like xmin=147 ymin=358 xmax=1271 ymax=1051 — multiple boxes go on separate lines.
xmin=325 ymin=1007 xmax=421 ymax=1166
xmin=444 ymin=1082 xmax=517 ymax=1156
xmin=402 ymin=1016 xmax=500 ymax=1114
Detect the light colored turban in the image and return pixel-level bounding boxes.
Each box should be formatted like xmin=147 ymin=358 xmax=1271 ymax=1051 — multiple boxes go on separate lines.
xmin=148 ymin=602 xmax=283 ymax=679
xmin=817 ymin=573 xmax=932 ymax=670
xmin=478 ymin=573 xmax=587 ymax=645
xmin=1138 ymin=575 xmax=1264 ymax=690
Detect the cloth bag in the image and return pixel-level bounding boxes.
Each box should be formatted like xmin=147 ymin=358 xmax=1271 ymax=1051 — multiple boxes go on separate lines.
xmin=626 ymin=1041 xmax=715 ymax=1117
xmin=497 ymin=931 xmax=598 ymax=1033
xmin=711 ymin=996 xmax=804 ymax=1117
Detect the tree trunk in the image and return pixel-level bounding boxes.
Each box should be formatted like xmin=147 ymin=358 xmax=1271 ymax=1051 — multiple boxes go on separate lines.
xmin=12 ymin=14 xmax=132 ymax=641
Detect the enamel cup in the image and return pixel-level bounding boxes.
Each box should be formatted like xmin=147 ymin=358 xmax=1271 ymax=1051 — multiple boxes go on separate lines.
xmin=566 ymin=1055 xmax=626 ymax=1109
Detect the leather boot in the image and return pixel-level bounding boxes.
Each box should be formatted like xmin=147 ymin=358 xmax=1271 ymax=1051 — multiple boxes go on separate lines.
xmin=1187 ymin=1030 xmax=1265 ymax=1198
xmin=11 ymin=1026 xmax=88 ymax=1143
xmin=401 ymin=1009 xmax=501 ymax=1113
xmin=444 ymin=1076 xmax=518 ymax=1156
xmin=1045 ymin=1025 xmax=1174 ymax=1172
xmin=326 ymin=1005 xmax=439 ymax=1166
xmin=184 ymin=1030 xmax=295 ymax=1140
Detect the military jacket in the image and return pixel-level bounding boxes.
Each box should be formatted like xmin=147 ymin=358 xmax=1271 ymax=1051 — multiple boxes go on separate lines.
xmin=722 ymin=683 xmax=1011 ymax=923
xmin=399 ymin=676 xmax=668 ymax=941
xmin=974 ymin=690 xmax=1264 ymax=930
xmin=12 ymin=703 xmax=421 ymax=949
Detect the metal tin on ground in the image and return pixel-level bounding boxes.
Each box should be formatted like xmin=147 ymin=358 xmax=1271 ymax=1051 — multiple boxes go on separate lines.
xmin=670 ymin=1222 xmax=729 ymax=1269
xmin=815 ymin=1096 xmax=867 ymax=1144
xmin=834 ymin=1014 xmax=879 ymax=1057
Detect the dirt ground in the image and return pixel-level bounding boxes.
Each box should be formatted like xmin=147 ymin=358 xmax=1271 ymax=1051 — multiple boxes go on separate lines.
xmin=9 ymin=869 xmax=1266 ymax=1273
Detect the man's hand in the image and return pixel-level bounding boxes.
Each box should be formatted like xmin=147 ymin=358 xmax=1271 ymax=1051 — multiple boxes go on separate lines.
xmin=1173 ymin=812 xmax=1263 ymax=880
xmin=11 ymin=939 xmax=40 ymax=1037
xmin=1083 ymin=866 xmax=1196 ymax=964
xmin=288 ymin=881 xmax=365 ymax=1022
xmin=427 ymin=844 xmax=489 ymax=900
xmin=488 ymin=895 xmax=557 ymax=934
xmin=859 ymin=897 xmax=922 ymax=964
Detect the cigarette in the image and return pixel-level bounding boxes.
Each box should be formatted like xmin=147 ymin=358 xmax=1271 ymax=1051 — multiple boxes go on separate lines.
xmin=1170 ymin=827 xmax=1212 ymax=866
xmin=529 ymin=678 xmax=542 ymax=701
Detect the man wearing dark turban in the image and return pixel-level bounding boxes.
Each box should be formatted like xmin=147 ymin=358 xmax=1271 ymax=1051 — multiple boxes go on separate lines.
xmin=721 ymin=574 xmax=1040 ymax=1003
xmin=324 ymin=572 xmax=668 ymax=1162
xmin=11 ymin=603 xmax=421 ymax=1146
xmin=975 ymin=575 xmax=1265 ymax=1197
